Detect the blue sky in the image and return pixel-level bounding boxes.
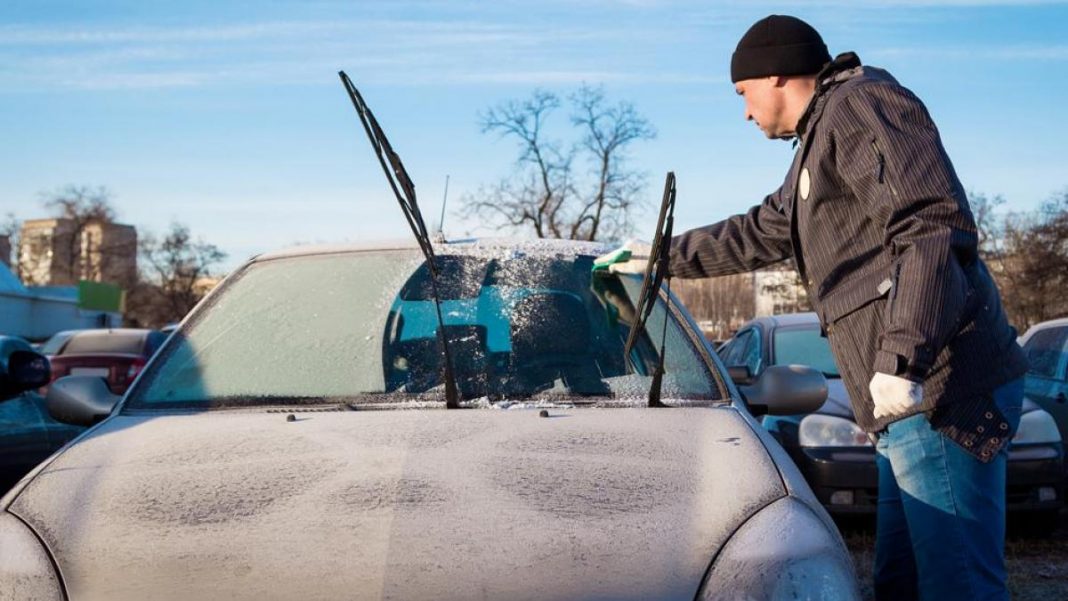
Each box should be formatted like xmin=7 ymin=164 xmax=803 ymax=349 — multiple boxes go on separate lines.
xmin=2 ymin=0 xmax=1066 ymax=271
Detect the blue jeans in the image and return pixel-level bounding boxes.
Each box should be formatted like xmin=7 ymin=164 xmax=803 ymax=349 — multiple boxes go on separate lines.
xmin=873 ymin=378 xmax=1024 ymax=601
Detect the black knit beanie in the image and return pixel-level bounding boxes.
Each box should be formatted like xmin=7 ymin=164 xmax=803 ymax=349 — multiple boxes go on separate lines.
xmin=730 ymin=15 xmax=831 ymax=83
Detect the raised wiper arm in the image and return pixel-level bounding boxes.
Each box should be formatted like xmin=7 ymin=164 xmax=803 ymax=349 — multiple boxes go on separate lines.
xmin=623 ymin=172 xmax=676 ymax=408
xmin=338 ymin=71 xmax=460 ymax=409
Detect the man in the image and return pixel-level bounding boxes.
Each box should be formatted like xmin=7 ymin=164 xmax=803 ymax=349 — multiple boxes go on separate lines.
xmin=635 ymin=14 xmax=1027 ymax=601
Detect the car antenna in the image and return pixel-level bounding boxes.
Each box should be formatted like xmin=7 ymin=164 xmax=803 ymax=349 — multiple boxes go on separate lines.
xmin=337 ymin=71 xmax=460 ymax=409
xmin=437 ymin=174 xmax=450 ymax=238
xmin=623 ymin=171 xmax=676 ymax=408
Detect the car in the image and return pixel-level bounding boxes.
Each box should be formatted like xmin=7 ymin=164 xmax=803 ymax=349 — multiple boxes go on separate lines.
xmin=1018 ymin=317 xmax=1068 ymax=468
xmin=47 ymin=328 xmax=170 ymax=395
xmin=0 ymin=336 xmax=68 ymax=493
xmin=36 ymin=329 xmax=81 ymax=359
xmin=0 ymin=389 xmax=85 ymax=494
xmin=1 ymin=239 xmax=861 ymax=601
xmin=718 ymin=313 xmax=1064 ymax=522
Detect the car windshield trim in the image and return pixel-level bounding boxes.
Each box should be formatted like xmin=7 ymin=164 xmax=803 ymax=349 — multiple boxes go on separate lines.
xmin=121 ymin=391 xmax=725 ymax=412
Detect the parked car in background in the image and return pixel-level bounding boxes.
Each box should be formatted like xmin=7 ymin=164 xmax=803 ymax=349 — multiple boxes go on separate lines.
xmin=0 ymin=336 xmax=73 ymax=493
xmin=47 ymin=328 xmax=169 ymax=395
xmin=0 ymin=240 xmax=861 ymax=601
xmin=718 ymin=313 xmax=1064 ymax=525
xmin=0 ymin=390 xmax=85 ymax=494
xmin=1019 ymin=317 xmax=1068 ymax=471
xmin=36 ymin=330 xmax=80 ymax=359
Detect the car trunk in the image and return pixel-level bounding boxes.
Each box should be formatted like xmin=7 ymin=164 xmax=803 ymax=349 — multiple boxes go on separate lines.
xmin=48 ymin=353 xmax=146 ymax=394
xmin=8 ymin=405 xmax=786 ymax=601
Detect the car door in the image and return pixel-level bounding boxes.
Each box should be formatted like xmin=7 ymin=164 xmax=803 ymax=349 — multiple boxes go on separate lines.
xmin=1021 ymin=325 xmax=1068 ymax=443
xmin=0 ymin=392 xmax=53 ymax=490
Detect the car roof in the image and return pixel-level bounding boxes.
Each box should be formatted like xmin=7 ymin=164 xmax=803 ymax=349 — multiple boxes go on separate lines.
xmin=253 ymin=237 xmax=617 ymax=263
xmin=1022 ymin=317 xmax=1068 ymax=335
xmin=69 ymin=328 xmax=156 ymax=338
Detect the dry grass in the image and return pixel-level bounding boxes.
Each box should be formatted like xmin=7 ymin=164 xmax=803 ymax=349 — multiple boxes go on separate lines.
xmin=839 ymin=511 xmax=1068 ymax=601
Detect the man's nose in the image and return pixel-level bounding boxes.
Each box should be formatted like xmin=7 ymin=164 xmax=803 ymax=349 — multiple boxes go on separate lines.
xmin=744 ymin=108 xmax=753 ymax=122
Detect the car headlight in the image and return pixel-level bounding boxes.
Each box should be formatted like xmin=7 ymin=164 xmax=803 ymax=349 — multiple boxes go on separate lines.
xmin=799 ymin=414 xmax=873 ymax=448
xmin=697 ymin=496 xmax=859 ymax=601
xmin=0 ymin=512 xmax=64 ymax=600
xmin=1012 ymin=409 xmax=1062 ymax=445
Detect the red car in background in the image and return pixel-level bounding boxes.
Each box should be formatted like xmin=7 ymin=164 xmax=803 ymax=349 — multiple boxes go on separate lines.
xmin=48 ymin=329 xmax=169 ymax=395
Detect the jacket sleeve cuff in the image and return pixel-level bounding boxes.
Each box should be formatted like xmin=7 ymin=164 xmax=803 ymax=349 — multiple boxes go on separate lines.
xmin=874 ymin=345 xmax=932 ymax=382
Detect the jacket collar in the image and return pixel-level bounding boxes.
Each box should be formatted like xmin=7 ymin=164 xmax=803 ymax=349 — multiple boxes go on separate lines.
xmin=795 ymin=52 xmax=863 ymax=141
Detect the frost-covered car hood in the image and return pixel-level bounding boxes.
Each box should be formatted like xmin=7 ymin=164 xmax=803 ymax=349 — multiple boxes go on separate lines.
xmin=9 ymin=405 xmax=786 ymax=601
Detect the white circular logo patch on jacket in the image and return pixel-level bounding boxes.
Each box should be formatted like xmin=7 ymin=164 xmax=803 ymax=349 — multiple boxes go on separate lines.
xmin=799 ymin=168 xmax=811 ymax=200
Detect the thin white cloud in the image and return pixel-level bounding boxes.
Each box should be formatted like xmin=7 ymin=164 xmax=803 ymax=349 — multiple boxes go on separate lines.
xmin=0 ymin=19 xmax=596 ymax=48
xmin=0 ymin=17 xmax=689 ymax=91
xmin=747 ymin=0 xmax=1068 ymax=5
xmin=871 ymin=44 xmax=1068 ymax=60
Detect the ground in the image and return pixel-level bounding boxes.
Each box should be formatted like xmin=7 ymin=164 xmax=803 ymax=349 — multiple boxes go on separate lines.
xmin=840 ymin=509 xmax=1068 ymax=600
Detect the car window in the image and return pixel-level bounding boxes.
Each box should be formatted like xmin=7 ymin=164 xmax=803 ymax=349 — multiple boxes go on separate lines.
xmin=740 ymin=328 xmax=762 ymax=375
xmin=61 ymin=331 xmax=147 ymax=355
xmin=1023 ymin=326 xmax=1068 ymax=380
xmin=720 ymin=330 xmax=752 ymax=368
xmin=772 ymin=325 xmax=840 ymax=377
xmin=39 ymin=331 xmax=76 ymax=355
xmin=127 ymin=250 xmax=722 ymax=409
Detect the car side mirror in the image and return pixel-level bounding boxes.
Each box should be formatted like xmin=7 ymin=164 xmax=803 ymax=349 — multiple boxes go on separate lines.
xmin=726 ymin=365 xmax=754 ymax=386
xmin=743 ymin=365 xmax=827 ymax=417
xmin=0 ymin=338 xmax=51 ymax=402
xmin=47 ymin=376 xmax=121 ymax=426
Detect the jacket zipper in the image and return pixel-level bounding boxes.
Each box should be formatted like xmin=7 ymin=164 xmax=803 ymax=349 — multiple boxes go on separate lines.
xmin=871 ymin=140 xmax=898 ymax=198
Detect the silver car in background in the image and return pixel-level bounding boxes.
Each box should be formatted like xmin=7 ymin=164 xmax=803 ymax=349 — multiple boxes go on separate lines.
xmin=1 ymin=239 xmax=859 ymax=601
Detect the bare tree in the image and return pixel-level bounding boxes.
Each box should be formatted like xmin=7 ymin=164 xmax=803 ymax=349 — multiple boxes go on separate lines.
xmin=1 ymin=213 xmax=19 ymax=276
xmin=462 ymin=85 xmax=655 ymax=241
xmin=998 ymin=191 xmax=1068 ymax=329
xmin=568 ymin=86 xmax=656 ymax=240
xmin=672 ymin=274 xmax=755 ymax=343
xmin=968 ymin=189 xmax=1068 ymax=331
xmin=131 ymin=222 xmax=226 ymax=327
xmin=969 ymin=191 xmax=1005 ymax=260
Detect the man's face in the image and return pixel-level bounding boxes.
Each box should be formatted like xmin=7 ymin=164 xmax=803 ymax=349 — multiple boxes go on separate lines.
xmin=735 ymin=77 xmax=789 ymax=139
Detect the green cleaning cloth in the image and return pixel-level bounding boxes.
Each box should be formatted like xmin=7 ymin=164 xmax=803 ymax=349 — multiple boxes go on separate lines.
xmin=591 ymin=248 xmax=633 ymax=271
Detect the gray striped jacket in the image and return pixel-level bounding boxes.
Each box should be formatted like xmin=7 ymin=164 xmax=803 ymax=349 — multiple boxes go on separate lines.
xmin=669 ymin=53 xmax=1028 ymax=461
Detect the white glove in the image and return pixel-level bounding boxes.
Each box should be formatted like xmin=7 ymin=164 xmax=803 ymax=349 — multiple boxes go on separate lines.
xmin=593 ymin=239 xmax=652 ymax=274
xmin=869 ymin=372 xmax=923 ymax=419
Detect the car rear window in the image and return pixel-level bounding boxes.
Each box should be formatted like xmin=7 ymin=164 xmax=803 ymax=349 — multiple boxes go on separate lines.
xmin=39 ymin=331 xmax=76 ymax=355
xmin=61 ymin=331 xmax=147 ymax=356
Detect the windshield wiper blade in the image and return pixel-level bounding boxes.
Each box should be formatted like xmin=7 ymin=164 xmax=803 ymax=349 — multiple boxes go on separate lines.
xmin=623 ymin=171 xmax=676 ymax=408
xmin=338 ymin=71 xmax=460 ymax=409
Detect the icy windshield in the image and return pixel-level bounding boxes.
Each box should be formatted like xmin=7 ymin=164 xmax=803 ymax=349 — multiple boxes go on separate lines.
xmin=772 ymin=325 xmax=840 ymax=378
xmin=126 ymin=248 xmax=721 ymax=409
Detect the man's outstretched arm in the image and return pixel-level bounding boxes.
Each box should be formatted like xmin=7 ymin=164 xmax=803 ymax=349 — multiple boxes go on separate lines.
xmin=668 ymin=189 xmax=794 ymax=279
